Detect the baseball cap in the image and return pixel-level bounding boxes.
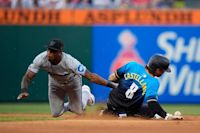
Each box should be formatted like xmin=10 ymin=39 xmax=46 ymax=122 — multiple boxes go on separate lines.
xmin=46 ymin=39 xmax=64 ymax=52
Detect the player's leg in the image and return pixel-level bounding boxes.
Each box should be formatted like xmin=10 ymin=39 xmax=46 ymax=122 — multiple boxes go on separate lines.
xmin=48 ymin=84 xmax=66 ymax=117
xmin=81 ymin=85 xmax=95 ymax=108
xmin=64 ymin=80 xmax=95 ymax=114
xmin=137 ymin=104 xmax=154 ymax=118
xmin=64 ymin=85 xmax=95 ymax=112
xmin=99 ymin=100 xmax=119 ymax=116
xmin=64 ymin=78 xmax=83 ymax=114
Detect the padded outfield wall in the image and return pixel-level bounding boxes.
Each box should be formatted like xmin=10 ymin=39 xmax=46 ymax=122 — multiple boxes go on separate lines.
xmin=0 ymin=26 xmax=92 ymax=102
xmin=0 ymin=9 xmax=199 ymax=103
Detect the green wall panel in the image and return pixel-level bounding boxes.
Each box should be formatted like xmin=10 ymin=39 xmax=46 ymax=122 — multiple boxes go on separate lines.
xmin=0 ymin=26 xmax=92 ymax=102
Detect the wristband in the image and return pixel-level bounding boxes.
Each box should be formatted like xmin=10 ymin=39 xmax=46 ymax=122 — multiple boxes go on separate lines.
xmin=106 ymin=81 xmax=117 ymax=89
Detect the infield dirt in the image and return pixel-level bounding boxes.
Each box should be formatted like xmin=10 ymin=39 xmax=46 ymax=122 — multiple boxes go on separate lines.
xmin=0 ymin=114 xmax=199 ymax=133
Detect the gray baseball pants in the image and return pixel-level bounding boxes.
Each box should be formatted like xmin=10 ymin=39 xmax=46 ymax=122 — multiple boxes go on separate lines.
xmin=48 ymin=77 xmax=89 ymax=117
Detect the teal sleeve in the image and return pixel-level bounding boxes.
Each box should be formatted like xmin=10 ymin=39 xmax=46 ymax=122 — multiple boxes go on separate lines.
xmin=116 ymin=62 xmax=136 ymax=78
xmin=145 ymin=79 xmax=160 ymax=100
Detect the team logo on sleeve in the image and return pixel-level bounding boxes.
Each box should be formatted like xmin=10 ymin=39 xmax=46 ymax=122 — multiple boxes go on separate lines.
xmin=77 ymin=64 xmax=86 ymax=75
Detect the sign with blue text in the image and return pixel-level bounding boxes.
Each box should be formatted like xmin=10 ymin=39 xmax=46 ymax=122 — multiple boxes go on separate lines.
xmin=92 ymin=26 xmax=200 ymax=103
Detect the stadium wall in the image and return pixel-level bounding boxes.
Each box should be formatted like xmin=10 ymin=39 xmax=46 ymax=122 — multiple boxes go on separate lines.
xmin=0 ymin=9 xmax=199 ymax=103
xmin=0 ymin=26 xmax=91 ymax=102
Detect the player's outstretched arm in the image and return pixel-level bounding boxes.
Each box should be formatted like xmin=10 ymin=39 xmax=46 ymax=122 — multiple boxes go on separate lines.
xmin=84 ymin=69 xmax=118 ymax=89
xmin=147 ymin=99 xmax=183 ymax=120
xmin=17 ymin=70 xmax=36 ymax=100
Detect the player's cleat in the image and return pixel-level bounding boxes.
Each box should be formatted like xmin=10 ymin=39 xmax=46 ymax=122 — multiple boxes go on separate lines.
xmin=153 ymin=114 xmax=162 ymax=120
xmin=99 ymin=109 xmax=105 ymax=116
xmin=82 ymin=85 xmax=95 ymax=106
xmin=99 ymin=109 xmax=113 ymax=116
xmin=118 ymin=113 xmax=127 ymax=119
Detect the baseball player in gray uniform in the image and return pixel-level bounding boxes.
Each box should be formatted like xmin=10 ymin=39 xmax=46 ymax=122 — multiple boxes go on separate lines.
xmin=17 ymin=39 xmax=116 ymax=117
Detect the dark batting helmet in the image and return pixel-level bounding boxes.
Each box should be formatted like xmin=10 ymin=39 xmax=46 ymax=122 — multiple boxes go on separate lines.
xmin=146 ymin=54 xmax=171 ymax=74
xmin=47 ymin=39 xmax=64 ymax=52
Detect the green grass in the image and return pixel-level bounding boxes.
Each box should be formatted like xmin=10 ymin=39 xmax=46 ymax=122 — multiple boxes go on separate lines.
xmin=0 ymin=103 xmax=199 ymax=122
xmin=162 ymin=104 xmax=200 ymax=115
xmin=0 ymin=103 xmax=50 ymax=114
xmin=0 ymin=117 xmax=62 ymax=122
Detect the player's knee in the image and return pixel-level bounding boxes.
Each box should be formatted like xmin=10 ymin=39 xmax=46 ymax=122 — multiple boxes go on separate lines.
xmin=51 ymin=111 xmax=63 ymax=118
xmin=52 ymin=113 xmax=61 ymax=117
xmin=72 ymin=109 xmax=84 ymax=115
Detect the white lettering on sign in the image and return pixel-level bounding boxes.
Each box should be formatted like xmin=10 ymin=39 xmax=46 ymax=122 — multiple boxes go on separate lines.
xmin=157 ymin=31 xmax=200 ymax=96
xmin=158 ymin=65 xmax=200 ymax=96
xmin=158 ymin=31 xmax=200 ymax=62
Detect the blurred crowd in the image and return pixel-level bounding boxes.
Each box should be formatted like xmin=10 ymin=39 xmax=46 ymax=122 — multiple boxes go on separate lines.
xmin=0 ymin=0 xmax=199 ymax=9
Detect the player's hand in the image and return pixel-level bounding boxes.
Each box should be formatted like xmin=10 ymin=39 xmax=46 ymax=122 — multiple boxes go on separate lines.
xmin=171 ymin=115 xmax=183 ymax=120
xmin=165 ymin=113 xmax=183 ymax=120
xmin=17 ymin=92 xmax=29 ymax=100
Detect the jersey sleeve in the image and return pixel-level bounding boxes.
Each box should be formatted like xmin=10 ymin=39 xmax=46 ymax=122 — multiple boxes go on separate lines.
xmin=28 ymin=53 xmax=44 ymax=73
xmin=76 ymin=64 xmax=87 ymax=76
xmin=115 ymin=62 xmax=136 ymax=79
xmin=67 ymin=54 xmax=87 ymax=76
xmin=145 ymin=79 xmax=160 ymax=101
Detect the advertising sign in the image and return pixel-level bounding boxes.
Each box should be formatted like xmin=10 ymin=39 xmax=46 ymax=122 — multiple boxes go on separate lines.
xmin=0 ymin=9 xmax=200 ymax=25
xmin=92 ymin=26 xmax=200 ymax=103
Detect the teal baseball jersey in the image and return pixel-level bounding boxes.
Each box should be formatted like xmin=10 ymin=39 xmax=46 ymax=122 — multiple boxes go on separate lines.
xmin=109 ymin=61 xmax=160 ymax=108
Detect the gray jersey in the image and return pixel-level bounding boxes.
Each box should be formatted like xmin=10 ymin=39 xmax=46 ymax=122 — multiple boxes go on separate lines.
xmin=28 ymin=51 xmax=87 ymax=84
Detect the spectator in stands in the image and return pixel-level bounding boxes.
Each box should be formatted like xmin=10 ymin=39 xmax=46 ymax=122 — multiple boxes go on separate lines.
xmin=11 ymin=0 xmax=35 ymax=8
xmin=67 ymin=0 xmax=80 ymax=8
xmin=113 ymin=0 xmax=131 ymax=9
xmin=0 ymin=0 xmax=11 ymax=8
xmin=173 ymin=0 xmax=185 ymax=8
xmin=48 ymin=0 xmax=67 ymax=9
xmin=1 ymin=0 xmax=200 ymax=9
xmin=78 ymin=0 xmax=92 ymax=8
xmin=132 ymin=0 xmax=151 ymax=9
xmin=37 ymin=0 xmax=67 ymax=9
xmin=151 ymin=0 xmax=174 ymax=8
xmin=37 ymin=0 xmax=49 ymax=8
xmin=92 ymin=0 xmax=113 ymax=9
